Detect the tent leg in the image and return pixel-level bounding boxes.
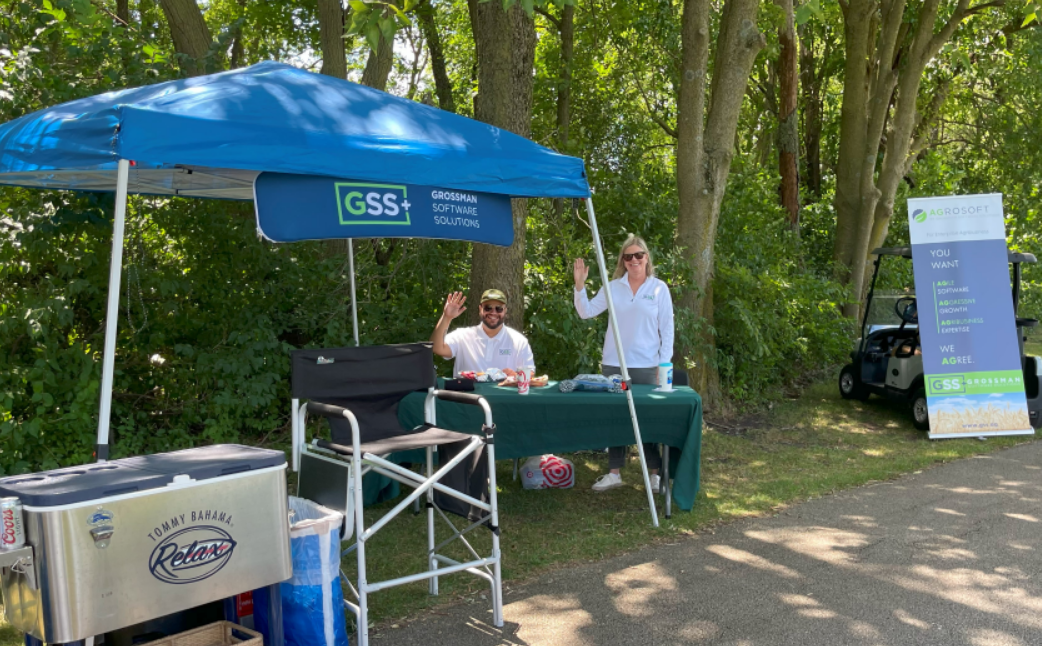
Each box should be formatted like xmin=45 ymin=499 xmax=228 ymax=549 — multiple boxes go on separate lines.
xmin=95 ymin=159 xmax=131 ymax=463
xmin=348 ymin=239 xmax=359 ymax=346
xmin=584 ymin=198 xmax=659 ymax=528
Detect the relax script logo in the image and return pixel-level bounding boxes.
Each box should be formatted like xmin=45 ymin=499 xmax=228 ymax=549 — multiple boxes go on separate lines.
xmin=335 ymin=182 xmax=412 ymax=226
xmin=149 ymin=525 xmax=237 ymax=584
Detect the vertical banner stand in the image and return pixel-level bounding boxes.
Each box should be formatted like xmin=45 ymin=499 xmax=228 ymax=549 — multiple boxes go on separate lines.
xmin=908 ymin=193 xmax=1034 ymax=439
xmin=95 ymin=159 xmax=131 ymax=462
xmin=585 ymin=199 xmax=660 ymax=527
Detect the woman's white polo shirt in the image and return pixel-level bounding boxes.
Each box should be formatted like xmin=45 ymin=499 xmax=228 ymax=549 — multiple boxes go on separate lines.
xmin=574 ymin=275 xmax=674 ymax=369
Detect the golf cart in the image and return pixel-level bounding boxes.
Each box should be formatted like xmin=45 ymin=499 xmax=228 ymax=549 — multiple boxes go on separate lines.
xmin=838 ymin=246 xmax=1042 ymax=431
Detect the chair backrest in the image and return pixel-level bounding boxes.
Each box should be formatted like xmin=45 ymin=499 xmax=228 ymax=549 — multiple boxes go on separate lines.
xmin=673 ymin=369 xmax=689 ymax=387
xmin=292 ymin=343 xmax=435 ymax=444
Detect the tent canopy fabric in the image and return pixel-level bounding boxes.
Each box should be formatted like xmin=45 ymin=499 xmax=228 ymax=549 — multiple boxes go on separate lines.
xmin=0 ymin=61 xmax=589 ymax=200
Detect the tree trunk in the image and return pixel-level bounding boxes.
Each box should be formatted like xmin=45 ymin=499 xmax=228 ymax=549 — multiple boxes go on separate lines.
xmin=316 ymin=0 xmax=351 ymax=262
xmin=798 ymin=23 xmax=822 ymax=196
xmin=360 ymin=36 xmax=395 ymax=91
xmin=552 ymin=4 xmax=575 ymax=219
xmin=467 ymin=0 xmax=536 ymax=331
xmin=777 ymin=0 xmax=799 ymax=228
xmin=229 ymin=0 xmax=247 ymax=69
xmin=140 ymin=0 xmax=157 ymax=40
xmin=832 ymin=0 xmax=878 ymax=317
xmin=832 ymin=0 xmax=988 ymax=318
xmin=676 ymin=0 xmax=765 ymax=405
xmin=417 ymin=1 xmax=455 ymax=113
xmin=158 ymin=0 xmax=214 ymax=76
xmin=316 ymin=0 xmax=347 ymax=79
xmin=556 ymin=4 xmax=575 ymax=152
xmin=117 ymin=0 xmax=130 ymax=24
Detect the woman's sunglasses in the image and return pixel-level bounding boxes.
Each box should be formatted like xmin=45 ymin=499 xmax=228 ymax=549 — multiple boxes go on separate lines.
xmin=622 ymin=252 xmax=647 ymax=262
xmin=483 ymin=305 xmax=505 ymax=313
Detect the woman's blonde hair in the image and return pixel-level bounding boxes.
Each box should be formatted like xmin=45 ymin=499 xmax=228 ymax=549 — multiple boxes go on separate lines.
xmin=612 ymin=235 xmax=655 ymax=279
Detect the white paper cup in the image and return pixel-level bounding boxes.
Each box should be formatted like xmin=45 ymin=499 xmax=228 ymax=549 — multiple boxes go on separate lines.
xmin=658 ymin=363 xmax=673 ymax=391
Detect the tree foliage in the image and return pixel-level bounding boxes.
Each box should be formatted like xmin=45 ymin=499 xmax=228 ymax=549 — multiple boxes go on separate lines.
xmin=1 ymin=0 xmax=1040 ymax=474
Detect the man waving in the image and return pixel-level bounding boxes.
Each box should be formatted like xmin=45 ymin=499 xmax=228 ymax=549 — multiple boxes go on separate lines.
xmin=430 ymin=289 xmax=536 ymax=378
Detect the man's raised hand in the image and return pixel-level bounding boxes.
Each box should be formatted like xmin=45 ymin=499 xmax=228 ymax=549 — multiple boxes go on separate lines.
xmin=443 ymin=291 xmax=467 ymax=320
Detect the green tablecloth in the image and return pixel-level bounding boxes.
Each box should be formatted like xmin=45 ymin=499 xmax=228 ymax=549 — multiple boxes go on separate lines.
xmin=396 ymin=382 xmax=704 ymax=511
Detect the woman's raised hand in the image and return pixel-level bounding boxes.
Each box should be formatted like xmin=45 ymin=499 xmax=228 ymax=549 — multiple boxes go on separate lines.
xmin=443 ymin=291 xmax=467 ymax=320
xmin=573 ymin=258 xmax=589 ymax=291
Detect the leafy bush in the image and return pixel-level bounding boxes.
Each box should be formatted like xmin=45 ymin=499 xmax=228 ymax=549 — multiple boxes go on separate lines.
xmin=713 ymin=166 xmax=854 ymax=400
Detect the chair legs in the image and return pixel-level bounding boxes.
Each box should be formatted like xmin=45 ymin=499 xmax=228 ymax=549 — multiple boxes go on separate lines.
xmin=487 ymin=435 xmax=504 ymax=626
xmin=427 ymin=446 xmax=438 ymax=596
xmin=340 ymin=438 xmax=502 ymax=646
xmin=351 ymin=439 xmax=370 ymax=646
xmin=303 ymin=395 xmax=502 ymax=646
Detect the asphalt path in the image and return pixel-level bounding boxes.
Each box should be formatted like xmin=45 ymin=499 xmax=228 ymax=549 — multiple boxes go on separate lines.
xmin=379 ymin=441 xmax=1042 ymax=645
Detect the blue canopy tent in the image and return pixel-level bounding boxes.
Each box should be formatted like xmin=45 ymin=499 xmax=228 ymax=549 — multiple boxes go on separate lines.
xmin=0 ymin=63 xmax=660 ymax=529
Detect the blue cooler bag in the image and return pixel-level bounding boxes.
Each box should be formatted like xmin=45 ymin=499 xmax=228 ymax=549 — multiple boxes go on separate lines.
xmin=280 ymin=496 xmax=350 ymax=646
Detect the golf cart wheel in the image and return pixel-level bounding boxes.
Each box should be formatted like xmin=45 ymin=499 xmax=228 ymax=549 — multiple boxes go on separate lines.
xmin=839 ymin=365 xmax=869 ymax=401
xmin=911 ymin=388 xmax=930 ymax=431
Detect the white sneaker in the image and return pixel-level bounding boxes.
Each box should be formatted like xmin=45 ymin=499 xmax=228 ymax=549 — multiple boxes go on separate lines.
xmin=649 ymin=474 xmax=661 ymax=493
xmin=592 ymin=473 xmax=623 ymax=492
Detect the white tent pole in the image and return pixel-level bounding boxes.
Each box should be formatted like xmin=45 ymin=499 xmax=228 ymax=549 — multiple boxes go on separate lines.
xmin=348 ymin=239 xmax=359 ymax=346
xmin=585 ymin=198 xmax=659 ymax=528
xmin=96 ymin=159 xmax=131 ymax=462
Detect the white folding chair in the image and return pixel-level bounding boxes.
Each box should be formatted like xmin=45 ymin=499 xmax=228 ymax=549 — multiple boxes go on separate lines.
xmin=290 ymin=343 xmax=503 ymax=646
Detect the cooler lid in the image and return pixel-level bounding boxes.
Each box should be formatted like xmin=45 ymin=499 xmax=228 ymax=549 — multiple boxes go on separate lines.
xmin=0 ymin=444 xmax=285 ymax=507
xmin=0 ymin=463 xmax=173 ymax=507
xmin=125 ymin=444 xmax=286 ymax=481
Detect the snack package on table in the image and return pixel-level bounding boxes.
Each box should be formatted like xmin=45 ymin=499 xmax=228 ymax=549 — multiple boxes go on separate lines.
xmin=500 ymin=373 xmax=549 ymax=387
xmin=558 ymin=374 xmax=623 ymax=393
xmin=485 ymin=367 xmax=508 ymax=382
xmin=520 ymin=455 xmax=575 ymax=489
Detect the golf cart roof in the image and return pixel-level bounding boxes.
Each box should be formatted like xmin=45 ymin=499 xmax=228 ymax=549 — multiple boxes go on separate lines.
xmin=871 ymin=247 xmax=1037 ymax=264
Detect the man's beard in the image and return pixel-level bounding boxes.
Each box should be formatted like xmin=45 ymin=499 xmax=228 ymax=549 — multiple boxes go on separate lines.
xmin=483 ymin=317 xmax=504 ymax=330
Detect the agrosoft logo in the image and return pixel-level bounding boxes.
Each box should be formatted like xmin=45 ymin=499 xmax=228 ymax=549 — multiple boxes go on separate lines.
xmin=911 ymin=203 xmax=991 ymax=224
xmin=335 ymin=182 xmax=412 ymax=227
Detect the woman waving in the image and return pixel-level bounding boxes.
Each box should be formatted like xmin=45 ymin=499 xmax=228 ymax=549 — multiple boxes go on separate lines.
xmin=573 ymin=235 xmax=675 ymax=492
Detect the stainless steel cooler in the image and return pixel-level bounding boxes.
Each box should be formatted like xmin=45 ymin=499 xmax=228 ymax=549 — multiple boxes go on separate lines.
xmin=0 ymin=444 xmax=292 ymax=643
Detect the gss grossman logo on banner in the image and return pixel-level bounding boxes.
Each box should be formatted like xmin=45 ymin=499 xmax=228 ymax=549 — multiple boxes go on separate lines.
xmin=335 ymin=182 xmax=412 ymax=226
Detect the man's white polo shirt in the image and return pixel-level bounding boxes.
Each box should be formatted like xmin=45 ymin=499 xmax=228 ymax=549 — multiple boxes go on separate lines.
xmin=444 ymin=325 xmax=536 ymax=377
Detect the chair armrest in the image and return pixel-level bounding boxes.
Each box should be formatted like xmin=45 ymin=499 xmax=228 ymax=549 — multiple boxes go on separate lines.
xmin=433 ymin=390 xmax=486 ymax=407
xmin=305 ymin=402 xmax=361 ymax=450
xmin=314 ymin=438 xmax=353 ymax=455
xmin=432 ymin=389 xmax=494 ymax=429
xmin=307 ymin=401 xmax=353 ymax=419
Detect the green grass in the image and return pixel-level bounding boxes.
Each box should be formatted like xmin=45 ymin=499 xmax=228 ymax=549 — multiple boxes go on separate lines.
xmin=0 ymin=621 xmax=16 ymax=646
xmin=2 ymin=373 xmax=1037 ymax=642
xmin=1024 ymin=337 xmax=1042 ymax=357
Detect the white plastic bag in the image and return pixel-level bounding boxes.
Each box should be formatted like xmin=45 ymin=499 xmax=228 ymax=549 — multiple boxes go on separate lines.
xmin=281 ymin=497 xmax=349 ymax=646
xmin=520 ymin=455 xmax=575 ymax=489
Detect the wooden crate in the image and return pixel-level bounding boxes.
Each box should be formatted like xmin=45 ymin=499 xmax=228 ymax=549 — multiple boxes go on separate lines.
xmin=142 ymin=621 xmax=263 ymax=646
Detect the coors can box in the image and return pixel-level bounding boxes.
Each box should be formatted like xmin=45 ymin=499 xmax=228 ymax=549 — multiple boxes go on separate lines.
xmin=1 ymin=496 xmax=25 ymax=550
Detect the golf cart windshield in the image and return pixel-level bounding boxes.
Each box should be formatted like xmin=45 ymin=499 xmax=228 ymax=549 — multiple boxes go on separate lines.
xmin=864 ymin=290 xmax=918 ymax=334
